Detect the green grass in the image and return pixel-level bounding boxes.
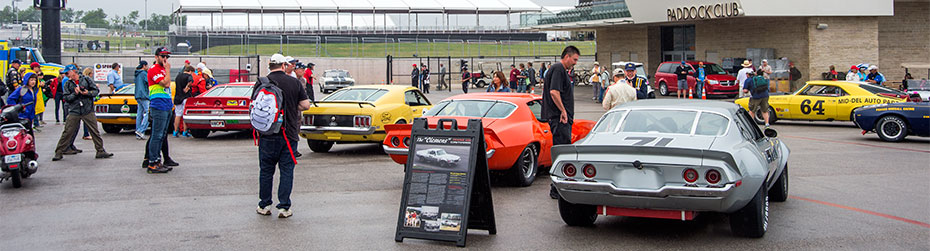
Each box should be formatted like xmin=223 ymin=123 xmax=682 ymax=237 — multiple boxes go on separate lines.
xmin=201 ymin=41 xmax=596 ymax=58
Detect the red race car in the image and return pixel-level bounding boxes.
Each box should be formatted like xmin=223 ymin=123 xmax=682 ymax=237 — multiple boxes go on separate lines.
xmin=382 ymin=93 xmax=595 ymax=186
xmin=182 ymin=82 xmax=254 ymax=138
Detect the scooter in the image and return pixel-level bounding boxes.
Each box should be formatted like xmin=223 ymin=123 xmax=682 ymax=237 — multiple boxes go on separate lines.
xmin=0 ymin=103 xmax=38 ymax=188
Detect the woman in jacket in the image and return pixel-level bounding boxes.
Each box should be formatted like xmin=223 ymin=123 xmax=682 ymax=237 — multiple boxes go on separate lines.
xmin=7 ymin=72 xmax=39 ymax=133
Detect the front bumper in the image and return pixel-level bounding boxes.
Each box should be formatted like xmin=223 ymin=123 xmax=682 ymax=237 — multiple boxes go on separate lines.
xmin=95 ymin=113 xmax=135 ymax=119
xmin=552 ymin=176 xmax=744 ymax=213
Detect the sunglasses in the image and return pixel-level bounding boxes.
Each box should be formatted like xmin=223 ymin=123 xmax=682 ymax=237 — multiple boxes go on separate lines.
xmin=159 ymin=55 xmax=171 ymax=59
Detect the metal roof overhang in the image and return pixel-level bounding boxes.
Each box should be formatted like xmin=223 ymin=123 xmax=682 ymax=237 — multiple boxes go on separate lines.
xmin=527 ymin=18 xmax=634 ymax=31
xmin=176 ymin=0 xmax=540 ymax=14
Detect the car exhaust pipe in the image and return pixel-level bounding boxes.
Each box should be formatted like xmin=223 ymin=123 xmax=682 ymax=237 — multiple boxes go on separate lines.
xmin=27 ymin=160 xmax=38 ymax=172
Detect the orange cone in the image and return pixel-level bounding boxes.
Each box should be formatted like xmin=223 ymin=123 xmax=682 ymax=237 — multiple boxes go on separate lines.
xmin=688 ymin=88 xmax=693 ymax=99
xmin=701 ymin=87 xmax=706 ymax=100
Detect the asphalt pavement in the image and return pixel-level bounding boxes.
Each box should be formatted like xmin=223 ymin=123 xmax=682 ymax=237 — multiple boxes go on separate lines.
xmin=1 ymin=84 xmax=928 ymax=250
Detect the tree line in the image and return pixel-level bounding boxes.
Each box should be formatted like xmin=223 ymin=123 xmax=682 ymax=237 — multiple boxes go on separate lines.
xmin=0 ymin=7 xmax=185 ymax=31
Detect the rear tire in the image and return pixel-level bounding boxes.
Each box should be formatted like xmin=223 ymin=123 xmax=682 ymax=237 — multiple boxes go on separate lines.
xmin=753 ymin=107 xmax=777 ymax=125
xmin=10 ymin=169 xmax=22 ymax=188
xmin=770 ymin=165 xmax=789 ymax=202
xmin=659 ymin=82 xmax=669 ymax=96
xmin=730 ymin=184 xmax=768 ymax=238
xmin=509 ymin=145 xmax=538 ymax=187
xmin=101 ymin=124 xmax=122 ymax=134
xmin=476 ymin=80 xmax=486 ymax=89
xmin=876 ymin=115 xmax=908 ymax=142
xmin=307 ymin=139 xmax=334 ymax=153
xmin=558 ymin=197 xmax=597 ymax=227
xmin=189 ymin=129 xmax=210 ymax=139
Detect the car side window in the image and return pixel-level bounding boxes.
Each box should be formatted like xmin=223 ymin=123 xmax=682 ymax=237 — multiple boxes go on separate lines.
xmin=405 ymin=90 xmax=430 ymax=106
xmin=527 ymin=100 xmax=544 ymax=121
xmin=800 ymin=85 xmax=827 ymax=96
xmin=659 ymin=63 xmax=672 ymax=73
xmin=736 ymin=109 xmax=764 ymax=141
xmin=14 ymin=50 xmax=30 ymax=64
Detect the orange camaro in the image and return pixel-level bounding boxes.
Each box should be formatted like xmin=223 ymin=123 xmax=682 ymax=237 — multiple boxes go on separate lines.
xmin=382 ymin=93 xmax=595 ymax=187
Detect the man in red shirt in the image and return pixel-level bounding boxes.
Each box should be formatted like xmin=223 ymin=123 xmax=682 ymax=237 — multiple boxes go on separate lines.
xmin=305 ymin=63 xmax=315 ymax=102
xmin=509 ymin=64 xmax=519 ymax=92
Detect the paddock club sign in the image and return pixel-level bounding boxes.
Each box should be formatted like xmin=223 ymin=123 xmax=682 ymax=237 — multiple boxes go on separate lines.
xmin=667 ymin=2 xmax=743 ymax=21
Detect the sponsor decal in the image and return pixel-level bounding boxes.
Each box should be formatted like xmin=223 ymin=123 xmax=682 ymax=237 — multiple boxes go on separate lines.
xmin=227 ymin=100 xmax=238 ymax=106
xmin=120 ymin=105 xmax=130 ymax=113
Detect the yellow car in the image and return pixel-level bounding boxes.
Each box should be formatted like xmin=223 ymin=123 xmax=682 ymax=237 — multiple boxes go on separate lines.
xmin=300 ymin=85 xmax=432 ymax=153
xmin=735 ymin=81 xmax=908 ymax=124
xmin=94 ymin=83 xmax=176 ymax=134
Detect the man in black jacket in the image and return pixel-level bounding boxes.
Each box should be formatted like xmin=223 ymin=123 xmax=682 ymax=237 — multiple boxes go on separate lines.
xmin=675 ymin=61 xmax=694 ymax=99
xmin=52 ymin=65 xmax=114 ymax=161
xmin=411 ymin=64 xmax=420 ymax=88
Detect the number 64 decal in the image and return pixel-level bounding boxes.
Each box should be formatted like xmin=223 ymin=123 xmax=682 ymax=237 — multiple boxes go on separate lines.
xmin=625 ymin=137 xmax=674 ymax=146
xmin=800 ymin=99 xmax=825 ymax=115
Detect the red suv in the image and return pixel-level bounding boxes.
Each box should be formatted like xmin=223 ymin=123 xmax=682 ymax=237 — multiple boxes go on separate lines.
xmin=654 ymin=61 xmax=740 ymax=98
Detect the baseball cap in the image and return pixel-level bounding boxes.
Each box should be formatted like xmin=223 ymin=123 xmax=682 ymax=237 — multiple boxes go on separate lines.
xmin=284 ymin=56 xmax=297 ymax=63
xmin=270 ymin=54 xmax=287 ymax=64
xmin=137 ymin=60 xmax=149 ymax=69
xmin=10 ymin=59 xmax=21 ymax=64
xmin=681 ymin=61 xmax=687 ymax=64
xmin=30 ymin=62 xmax=40 ymax=68
xmin=63 ymin=64 xmax=79 ymax=73
xmin=184 ymin=60 xmax=190 ymax=64
xmin=613 ymin=68 xmax=624 ymax=77
xmin=868 ymin=65 xmax=879 ymax=70
xmin=196 ymin=62 xmax=207 ymax=69
xmin=593 ymin=62 xmax=599 ymax=66
xmin=850 ymin=65 xmax=858 ymax=70
xmin=307 ymin=62 xmax=315 ymax=67
xmin=154 ymin=47 xmax=171 ymax=56
xmin=624 ymin=63 xmax=637 ymax=71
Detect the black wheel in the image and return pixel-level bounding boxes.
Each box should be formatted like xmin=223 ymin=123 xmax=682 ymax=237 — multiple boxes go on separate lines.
xmin=753 ymin=107 xmax=776 ymax=125
xmin=875 ymin=115 xmax=908 ymax=142
xmin=509 ymin=145 xmax=538 ymax=187
xmin=10 ymin=169 xmax=22 ymax=188
xmin=189 ymin=129 xmax=210 ymax=138
xmin=659 ymin=82 xmax=669 ymax=96
xmin=475 ymin=80 xmax=486 ymax=89
xmin=307 ymin=139 xmax=334 ymax=153
xmin=730 ymin=184 xmax=769 ymax=238
xmin=648 ymin=92 xmax=656 ymax=99
xmin=101 ymin=124 xmax=122 ymax=134
xmin=558 ymin=197 xmax=597 ymax=226
xmin=395 ymin=119 xmax=407 ymax=125
xmin=770 ymin=165 xmax=789 ymax=202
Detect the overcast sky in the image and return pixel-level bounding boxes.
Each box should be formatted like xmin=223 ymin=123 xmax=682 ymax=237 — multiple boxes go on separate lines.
xmin=2 ymin=0 xmax=572 ymax=17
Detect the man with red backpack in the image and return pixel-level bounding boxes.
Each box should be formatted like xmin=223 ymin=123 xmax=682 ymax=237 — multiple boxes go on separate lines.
xmin=253 ymin=54 xmax=311 ymax=218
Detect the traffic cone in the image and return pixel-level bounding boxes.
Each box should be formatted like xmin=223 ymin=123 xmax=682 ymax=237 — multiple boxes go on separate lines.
xmin=701 ymin=87 xmax=706 ymax=100
xmin=688 ymin=88 xmax=693 ymax=99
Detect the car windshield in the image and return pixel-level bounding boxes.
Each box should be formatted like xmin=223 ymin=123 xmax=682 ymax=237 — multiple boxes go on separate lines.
xmin=115 ymin=85 xmax=135 ymax=94
xmin=33 ymin=49 xmax=46 ymax=64
xmin=323 ymin=88 xmax=387 ymax=102
xmin=435 ymin=149 xmax=447 ymax=155
xmin=202 ymin=85 xmax=253 ymax=97
xmin=702 ymin=64 xmax=728 ymax=75
xmin=325 ymin=71 xmax=349 ymax=78
xmin=907 ymin=79 xmax=930 ymax=90
xmin=620 ymin=110 xmax=697 ymax=134
xmin=424 ymin=100 xmax=517 ymax=119
xmin=859 ymin=84 xmax=906 ymax=95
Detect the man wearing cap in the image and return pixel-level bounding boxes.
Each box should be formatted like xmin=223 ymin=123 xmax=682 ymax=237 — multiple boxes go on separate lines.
xmin=602 ymin=67 xmax=638 ymax=110
xmin=857 ymin=64 xmax=869 ymax=81
xmin=134 ymin=61 xmax=150 ymax=140
xmin=865 ymin=65 xmax=886 ymax=86
xmin=6 ymin=59 xmax=22 ymax=93
xmin=760 ymin=59 xmax=773 ymax=79
xmin=106 ymin=63 xmax=125 ymax=93
xmin=255 ymin=54 xmax=311 ymax=218
xmin=846 ymin=65 xmax=860 ymax=81
xmin=305 ymin=62 xmax=316 ymax=102
xmin=52 ymin=64 xmax=113 ymax=161
xmin=411 ymin=64 xmax=420 ymax=88
xmin=420 ymin=64 xmax=430 ymax=94
xmin=285 ymin=56 xmax=298 ymax=79
xmin=143 ymin=47 xmax=174 ymax=173
xmin=736 ymin=60 xmax=754 ymax=98
xmin=675 ymin=61 xmax=694 ymax=99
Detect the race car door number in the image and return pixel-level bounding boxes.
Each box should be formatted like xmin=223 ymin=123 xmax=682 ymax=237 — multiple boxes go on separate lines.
xmin=210 ymin=121 xmax=226 ymax=127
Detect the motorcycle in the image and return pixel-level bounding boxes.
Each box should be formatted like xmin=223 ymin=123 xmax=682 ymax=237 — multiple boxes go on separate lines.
xmin=0 ymin=103 xmax=38 ymax=188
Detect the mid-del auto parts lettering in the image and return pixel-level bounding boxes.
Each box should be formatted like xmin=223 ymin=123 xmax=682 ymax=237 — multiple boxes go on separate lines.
xmin=668 ymin=2 xmax=742 ymax=21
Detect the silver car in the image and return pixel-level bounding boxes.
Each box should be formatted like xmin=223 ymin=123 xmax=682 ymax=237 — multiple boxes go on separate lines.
xmin=415 ymin=148 xmax=461 ymax=167
xmin=320 ymin=70 xmax=355 ymax=94
xmin=551 ymin=99 xmax=790 ymax=238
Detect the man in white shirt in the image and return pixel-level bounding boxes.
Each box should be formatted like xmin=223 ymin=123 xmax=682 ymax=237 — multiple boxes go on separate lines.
xmin=602 ymin=67 xmax=638 ymax=110
xmin=736 ymin=60 xmax=754 ymax=98
xmin=760 ymin=59 xmax=773 ymax=79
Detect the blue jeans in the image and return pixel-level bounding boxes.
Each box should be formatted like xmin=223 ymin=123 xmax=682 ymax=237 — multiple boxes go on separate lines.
xmin=258 ymin=134 xmax=297 ymax=209
xmin=517 ymin=82 xmax=526 ymax=93
xmin=135 ymin=99 xmax=150 ymax=134
xmin=146 ymin=109 xmax=171 ymax=162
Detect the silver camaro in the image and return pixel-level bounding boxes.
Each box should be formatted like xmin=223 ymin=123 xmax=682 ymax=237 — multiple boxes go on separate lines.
xmin=551 ymin=99 xmax=790 ymax=238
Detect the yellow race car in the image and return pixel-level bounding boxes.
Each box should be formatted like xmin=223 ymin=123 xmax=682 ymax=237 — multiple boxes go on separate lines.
xmin=94 ymin=83 xmax=176 ymax=134
xmin=300 ymin=85 xmax=432 ymax=153
xmin=735 ymin=81 xmax=908 ymax=124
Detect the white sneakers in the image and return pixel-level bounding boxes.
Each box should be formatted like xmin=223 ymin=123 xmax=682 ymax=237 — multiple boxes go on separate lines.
xmin=278 ymin=208 xmax=293 ymax=218
xmin=256 ymin=206 xmax=272 ymax=215
xmin=256 ymin=206 xmax=293 ymax=218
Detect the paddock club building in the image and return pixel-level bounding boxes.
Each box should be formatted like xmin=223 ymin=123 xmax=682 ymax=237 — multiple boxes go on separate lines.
xmin=529 ymin=0 xmax=929 ymax=91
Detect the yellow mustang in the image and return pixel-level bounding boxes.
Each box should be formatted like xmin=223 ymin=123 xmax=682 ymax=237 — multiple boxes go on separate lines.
xmin=735 ymin=81 xmax=907 ymax=124
xmin=300 ymin=85 xmax=432 ymax=153
xmin=94 ymin=83 xmax=176 ymax=133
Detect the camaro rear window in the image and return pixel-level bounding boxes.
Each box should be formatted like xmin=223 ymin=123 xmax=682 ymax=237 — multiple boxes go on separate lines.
xmin=323 ymin=89 xmax=387 ymax=102
xmin=620 ymin=110 xmax=697 ymax=134
xmin=203 ymin=86 xmax=252 ymax=97
xmin=695 ymin=113 xmax=728 ymax=136
xmin=424 ymin=100 xmax=516 ymax=119
xmin=116 ymin=85 xmax=135 ymax=94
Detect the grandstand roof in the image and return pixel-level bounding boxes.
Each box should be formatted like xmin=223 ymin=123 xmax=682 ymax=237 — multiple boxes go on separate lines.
xmin=176 ymin=0 xmax=543 ymax=14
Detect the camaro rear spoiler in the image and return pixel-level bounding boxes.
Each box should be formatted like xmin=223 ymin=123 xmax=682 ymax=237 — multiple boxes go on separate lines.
xmin=552 ymin=145 xmax=741 ymax=176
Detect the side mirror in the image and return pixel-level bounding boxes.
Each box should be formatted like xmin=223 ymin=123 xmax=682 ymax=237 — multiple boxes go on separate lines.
xmin=764 ymin=128 xmax=778 ymax=138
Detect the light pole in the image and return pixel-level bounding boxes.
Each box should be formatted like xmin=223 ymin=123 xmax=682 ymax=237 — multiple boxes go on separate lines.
xmin=144 ymin=0 xmax=148 ymax=31
xmin=12 ymin=0 xmax=22 ymax=23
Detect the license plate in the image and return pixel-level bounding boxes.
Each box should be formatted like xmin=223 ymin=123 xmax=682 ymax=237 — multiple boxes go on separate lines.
xmin=5 ymin=154 xmax=21 ymax=164
xmin=210 ymin=121 xmax=226 ymax=127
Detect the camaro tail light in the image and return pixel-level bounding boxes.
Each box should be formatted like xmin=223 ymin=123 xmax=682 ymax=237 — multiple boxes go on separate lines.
xmin=563 ymin=163 xmax=577 ymax=177
xmin=683 ymin=168 xmax=699 ymax=183
xmin=705 ymin=170 xmax=721 ymax=184
xmin=391 ymin=136 xmax=401 ymax=147
xmin=6 ymin=139 xmax=17 ymax=150
xmin=403 ymin=137 xmax=410 ymax=147
xmin=582 ymin=164 xmax=596 ymax=178
xmin=95 ymin=105 xmax=108 ymax=113
xmin=354 ymin=116 xmax=371 ymax=128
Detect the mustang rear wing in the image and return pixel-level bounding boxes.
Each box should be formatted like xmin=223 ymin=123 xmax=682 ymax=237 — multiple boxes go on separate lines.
xmin=552 ymin=145 xmax=741 ymax=176
xmin=311 ymin=101 xmax=376 ymax=108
